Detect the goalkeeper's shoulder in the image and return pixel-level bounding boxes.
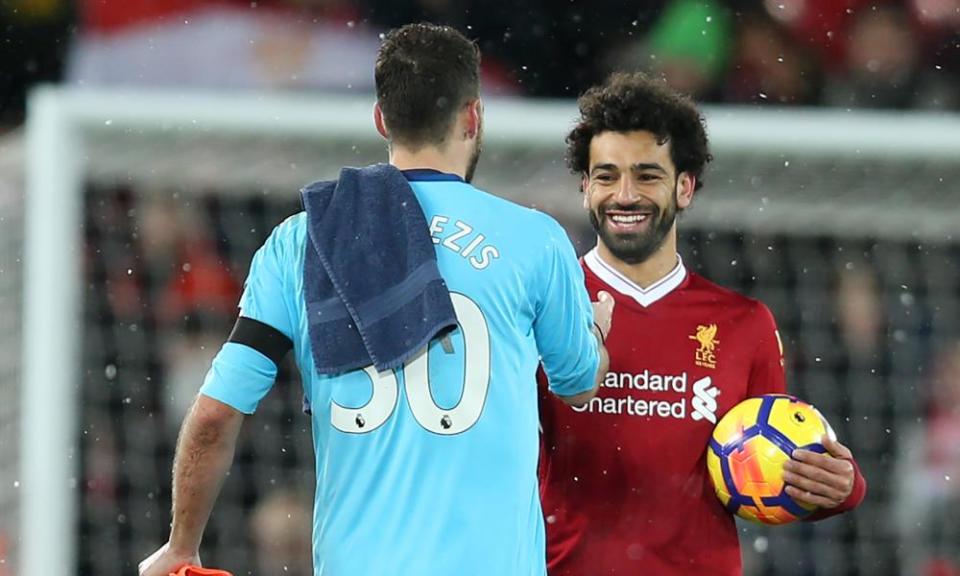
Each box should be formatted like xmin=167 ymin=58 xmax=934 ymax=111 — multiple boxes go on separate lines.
xmin=272 ymin=212 xmax=308 ymax=244
xmin=259 ymin=212 xmax=308 ymax=260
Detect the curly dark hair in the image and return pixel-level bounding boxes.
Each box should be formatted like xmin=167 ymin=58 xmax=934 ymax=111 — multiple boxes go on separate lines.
xmin=375 ymin=23 xmax=480 ymax=149
xmin=566 ymin=72 xmax=711 ymax=190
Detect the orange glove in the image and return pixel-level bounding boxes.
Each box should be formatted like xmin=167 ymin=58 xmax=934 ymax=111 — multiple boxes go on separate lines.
xmin=171 ymin=567 xmax=233 ymax=576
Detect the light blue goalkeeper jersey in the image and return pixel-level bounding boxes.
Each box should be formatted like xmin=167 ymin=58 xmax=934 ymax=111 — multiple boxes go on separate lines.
xmin=200 ymin=170 xmax=599 ymax=576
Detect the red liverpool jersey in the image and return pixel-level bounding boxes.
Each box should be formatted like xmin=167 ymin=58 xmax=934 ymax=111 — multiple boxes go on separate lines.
xmin=539 ymin=249 xmax=786 ymax=576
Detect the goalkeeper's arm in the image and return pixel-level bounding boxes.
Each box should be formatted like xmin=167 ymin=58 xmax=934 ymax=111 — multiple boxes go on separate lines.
xmin=139 ymin=395 xmax=244 ymax=576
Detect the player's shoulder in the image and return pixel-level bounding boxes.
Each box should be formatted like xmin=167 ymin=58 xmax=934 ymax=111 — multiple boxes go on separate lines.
xmin=686 ymin=272 xmax=751 ymax=304
xmin=268 ymin=212 xmax=308 ymax=245
xmin=253 ymin=212 xmax=308 ymax=267
xmin=525 ymin=207 xmax=569 ymax=240
xmin=275 ymin=211 xmax=307 ymax=234
xmin=688 ymin=271 xmax=777 ymax=326
xmin=470 ymin=183 xmax=565 ymax=229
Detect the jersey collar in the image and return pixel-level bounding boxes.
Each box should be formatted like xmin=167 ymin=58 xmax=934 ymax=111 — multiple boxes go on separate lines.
xmin=401 ymin=169 xmax=464 ymax=182
xmin=583 ymin=247 xmax=687 ymax=308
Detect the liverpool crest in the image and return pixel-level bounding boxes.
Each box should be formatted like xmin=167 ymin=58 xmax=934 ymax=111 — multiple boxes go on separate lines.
xmin=689 ymin=324 xmax=720 ymax=369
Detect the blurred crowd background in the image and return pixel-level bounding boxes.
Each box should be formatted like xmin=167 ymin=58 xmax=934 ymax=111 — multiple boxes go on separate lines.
xmin=1 ymin=1 xmax=959 ymax=575
xmin=2 ymin=0 xmax=960 ymax=128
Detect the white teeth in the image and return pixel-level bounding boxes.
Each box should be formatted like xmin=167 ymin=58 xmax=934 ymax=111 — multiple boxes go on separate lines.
xmin=610 ymin=214 xmax=648 ymax=223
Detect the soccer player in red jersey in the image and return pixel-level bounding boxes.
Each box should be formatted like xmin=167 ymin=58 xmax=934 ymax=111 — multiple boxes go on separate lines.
xmin=538 ymin=72 xmax=868 ymax=575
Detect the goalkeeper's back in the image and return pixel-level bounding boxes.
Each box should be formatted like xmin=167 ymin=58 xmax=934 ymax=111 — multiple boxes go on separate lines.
xmin=141 ymin=22 xmax=602 ymax=576
xmin=201 ymin=172 xmax=599 ymax=575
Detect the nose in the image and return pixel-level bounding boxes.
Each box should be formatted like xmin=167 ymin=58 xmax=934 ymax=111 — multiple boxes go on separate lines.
xmin=613 ymin=176 xmax=639 ymax=204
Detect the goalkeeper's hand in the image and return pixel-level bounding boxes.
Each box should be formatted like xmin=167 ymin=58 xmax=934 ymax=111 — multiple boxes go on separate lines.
xmin=138 ymin=542 xmax=201 ymax=576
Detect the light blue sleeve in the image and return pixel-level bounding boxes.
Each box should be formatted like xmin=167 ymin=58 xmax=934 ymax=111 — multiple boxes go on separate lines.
xmin=532 ymin=217 xmax=599 ymax=397
xmin=236 ymin=221 xmax=297 ymax=341
xmin=199 ymin=222 xmax=297 ymax=414
xmin=200 ymin=343 xmax=278 ymax=414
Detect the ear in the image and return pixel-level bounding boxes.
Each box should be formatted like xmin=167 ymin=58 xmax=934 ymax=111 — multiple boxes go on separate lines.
xmin=463 ymin=98 xmax=482 ymax=139
xmin=373 ymin=102 xmax=389 ymax=140
xmin=677 ymin=173 xmax=695 ymax=210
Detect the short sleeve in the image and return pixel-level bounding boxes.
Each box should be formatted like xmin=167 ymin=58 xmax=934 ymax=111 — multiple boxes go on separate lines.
xmin=236 ymin=223 xmax=296 ymax=340
xmin=532 ymin=217 xmax=599 ymax=398
xmin=746 ymin=302 xmax=787 ymax=396
xmin=199 ymin=221 xmax=298 ymax=413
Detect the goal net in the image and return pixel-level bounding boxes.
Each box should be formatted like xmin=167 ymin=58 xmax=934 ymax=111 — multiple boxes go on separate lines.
xmin=7 ymin=86 xmax=960 ymax=575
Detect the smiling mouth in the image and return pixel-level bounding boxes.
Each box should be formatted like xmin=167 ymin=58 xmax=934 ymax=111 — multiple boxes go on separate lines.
xmin=604 ymin=210 xmax=653 ymax=231
xmin=608 ymin=213 xmax=650 ymax=224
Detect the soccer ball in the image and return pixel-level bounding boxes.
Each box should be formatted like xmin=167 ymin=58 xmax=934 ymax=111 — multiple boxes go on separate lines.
xmin=706 ymin=394 xmax=836 ymax=525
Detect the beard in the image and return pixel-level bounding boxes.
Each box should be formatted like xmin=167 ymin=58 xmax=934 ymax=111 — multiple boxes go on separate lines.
xmin=464 ymin=123 xmax=483 ymax=183
xmin=589 ymin=196 xmax=677 ymax=265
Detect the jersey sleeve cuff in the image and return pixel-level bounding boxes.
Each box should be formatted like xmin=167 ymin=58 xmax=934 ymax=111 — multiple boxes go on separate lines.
xmin=804 ymin=456 xmax=868 ymax=521
xmin=199 ymin=342 xmax=279 ymax=415
xmin=547 ymin=336 xmax=600 ymax=398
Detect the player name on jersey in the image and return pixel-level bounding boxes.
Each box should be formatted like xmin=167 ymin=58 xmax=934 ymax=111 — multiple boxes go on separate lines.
xmin=428 ymin=214 xmax=500 ymax=270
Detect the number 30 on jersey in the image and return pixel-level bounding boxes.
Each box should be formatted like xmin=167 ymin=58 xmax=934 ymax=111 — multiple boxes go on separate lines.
xmin=330 ymin=293 xmax=490 ymax=436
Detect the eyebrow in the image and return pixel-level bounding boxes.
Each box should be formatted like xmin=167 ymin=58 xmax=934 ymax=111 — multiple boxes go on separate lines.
xmin=589 ymin=162 xmax=668 ymax=175
xmin=631 ymin=162 xmax=668 ymax=174
xmin=590 ymin=163 xmax=619 ymax=175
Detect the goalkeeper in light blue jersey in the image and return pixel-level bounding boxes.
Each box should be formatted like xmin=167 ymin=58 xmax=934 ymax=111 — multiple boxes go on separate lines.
xmin=139 ymin=23 xmax=611 ymax=576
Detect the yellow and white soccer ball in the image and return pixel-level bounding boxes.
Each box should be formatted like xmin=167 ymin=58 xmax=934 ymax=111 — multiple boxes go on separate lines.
xmin=706 ymin=394 xmax=836 ymax=525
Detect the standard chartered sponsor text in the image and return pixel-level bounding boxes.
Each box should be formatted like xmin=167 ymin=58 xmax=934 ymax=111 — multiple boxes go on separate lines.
xmin=571 ymin=394 xmax=687 ymax=418
xmin=571 ymin=371 xmax=719 ymax=421
xmin=598 ymin=369 xmax=689 ymax=392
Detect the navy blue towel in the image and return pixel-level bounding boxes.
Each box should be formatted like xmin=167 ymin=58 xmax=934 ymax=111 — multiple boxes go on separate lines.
xmin=300 ymin=163 xmax=458 ymax=375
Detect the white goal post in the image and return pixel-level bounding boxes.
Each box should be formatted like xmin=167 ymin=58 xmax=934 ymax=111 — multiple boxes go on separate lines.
xmin=18 ymin=86 xmax=960 ymax=575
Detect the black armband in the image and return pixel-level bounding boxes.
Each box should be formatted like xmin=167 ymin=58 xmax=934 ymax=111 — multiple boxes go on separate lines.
xmin=227 ymin=316 xmax=293 ymax=366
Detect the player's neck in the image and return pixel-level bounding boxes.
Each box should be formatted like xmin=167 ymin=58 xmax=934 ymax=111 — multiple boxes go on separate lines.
xmin=389 ymin=146 xmax=466 ymax=180
xmin=596 ymin=234 xmax=680 ymax=289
